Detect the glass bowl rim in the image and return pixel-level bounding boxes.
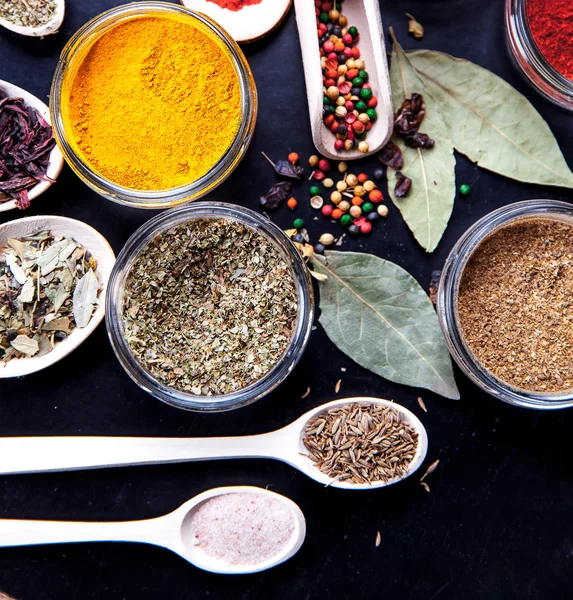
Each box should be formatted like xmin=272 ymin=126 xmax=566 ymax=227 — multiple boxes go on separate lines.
xmin=50 ymin=1 xmax=257 ymax=208
xmin=437 ymin=199 xmax=573 ymax=410
xmin=105 ymin=201 xmax=315 ymax=412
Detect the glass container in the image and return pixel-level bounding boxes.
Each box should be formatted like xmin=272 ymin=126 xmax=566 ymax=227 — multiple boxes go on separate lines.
xmin=50 ymin=2 xmax=257 ymax=208
xmin=106 ymin=202 xmax=314 ymax=412
xmin=437 ymin=199 xmax=573 ymax=410
xmin=506 ymin=0 xmax=573 ymax=111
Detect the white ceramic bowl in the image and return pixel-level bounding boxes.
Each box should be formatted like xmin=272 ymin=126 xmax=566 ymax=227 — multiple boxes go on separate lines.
xmin=0 ymin=80 xmax=64 ymax=212
xmin=0 ymin=0 xmax=64 ymax=37
xmin=0 ymin=215 xmax=115 ymax=378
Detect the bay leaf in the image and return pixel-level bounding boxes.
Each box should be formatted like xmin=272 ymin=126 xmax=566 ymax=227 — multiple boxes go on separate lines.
xmin=72 ymin=269 xmax=99 ymax=328
xmin=43 ymin=316 xmax=72 ymax=333
xmin=408 ymin=50 xmax=573 ymax=188
xmin=311 ymin=251 xmax=460 ymax=400
xmin=388 ymin=32 xmax=456 ymax=253
xmin=17 ymin=277 xmax=35 ymax=304
xmin=10 ymin=334 xmax=39 ymax=356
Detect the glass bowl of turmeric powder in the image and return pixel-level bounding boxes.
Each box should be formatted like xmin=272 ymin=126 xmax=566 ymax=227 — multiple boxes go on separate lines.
xmin=50 ymin=2 xmax=257 ymax=208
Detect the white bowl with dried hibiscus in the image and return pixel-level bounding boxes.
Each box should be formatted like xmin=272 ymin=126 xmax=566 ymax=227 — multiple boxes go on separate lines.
xmin=0 ymin=215 xmax=115 ymax=377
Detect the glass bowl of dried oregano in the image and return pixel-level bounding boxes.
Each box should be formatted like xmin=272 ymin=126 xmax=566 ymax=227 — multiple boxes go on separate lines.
xmin=106 ymin=201 xmax=314 ymax=412
xmin=438 ymin=199 xmax=573 ymax=410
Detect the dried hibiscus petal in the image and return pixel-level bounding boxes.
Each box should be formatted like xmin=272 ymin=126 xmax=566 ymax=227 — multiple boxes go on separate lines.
xmin=377 ymin=141 xmax=404 ymax=170
xmin=260 ymin=181 xmax=292 ymax=209
xmin=405 ymin=132 xmax=435 ymax=149
xmin=394 ymin=171 xmax=412 ymax=198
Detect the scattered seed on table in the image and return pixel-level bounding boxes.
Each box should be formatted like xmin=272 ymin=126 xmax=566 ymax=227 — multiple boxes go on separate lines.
xmin=335 ymin=379 xmax=342 ymax=393
xmin=459 ymin=184 xmax=470 ymax=195
xmin=421 ymin=482 xmax=430 ymax=493
xmin=288 ymin=152 xmax=299 ymax=164
xmin=377 ymin=205 xmax=389 ymax=217
xmin=322 ymin=205 xmax=334 ymax=217
xmin=375 ymin=531 xmax=382 ymax=547
xmin=310 ymin=185 xmax=321 ymax=196
xmin=420 ymin=459 xmax=440 ymax=482
xmin=331 ymin=191 xmax=342 ymax=204
xmin=287 ymin=197 xmax=297 ymax=210
xmin=310 ymin=196 xmax=324 ymax=209
xmin=417 ymin=397 xmax=428 ymax=413
xmin=319 ymin=233 xmax=335 ymax=246
xmin=301 ymin=386 xmax=311 ymax=399
xmin=309 ymin=155 xmax=319 ymax=167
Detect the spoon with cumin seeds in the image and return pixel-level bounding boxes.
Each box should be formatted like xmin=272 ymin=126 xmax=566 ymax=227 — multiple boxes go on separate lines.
xmin=0 ymin=398 xmax=428 ymax=490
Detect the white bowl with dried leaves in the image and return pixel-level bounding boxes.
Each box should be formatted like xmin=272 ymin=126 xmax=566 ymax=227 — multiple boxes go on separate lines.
xmin=0 ymin=215 xmax=115 ymax=378
xmin=0 ymin=0 xmax=64 ymax=37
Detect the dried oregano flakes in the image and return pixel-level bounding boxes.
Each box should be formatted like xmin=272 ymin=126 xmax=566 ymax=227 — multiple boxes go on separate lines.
xmin=122 ymin=218 xmax=299 ymax=396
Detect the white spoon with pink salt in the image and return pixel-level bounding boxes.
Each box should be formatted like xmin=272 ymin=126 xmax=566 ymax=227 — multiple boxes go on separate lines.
xmin=0 ymin=486 xmax=306 ymax=574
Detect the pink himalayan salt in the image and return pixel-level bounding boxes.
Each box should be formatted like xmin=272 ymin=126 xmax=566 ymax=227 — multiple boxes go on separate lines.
xmin=189 ymin=492 xmax=296 ymax=566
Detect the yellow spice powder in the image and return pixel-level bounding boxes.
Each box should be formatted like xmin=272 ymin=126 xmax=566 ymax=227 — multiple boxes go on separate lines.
xmin=66 ymin=15 xmax=241 ymax=190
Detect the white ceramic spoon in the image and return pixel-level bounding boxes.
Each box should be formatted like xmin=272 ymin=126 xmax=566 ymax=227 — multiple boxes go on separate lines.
xmin=0 ymin=398 xmax=428 ymax=490
xmin=0 ymin=215 xmax=115 ymax=378
xmin=294 ymin=0 xmax=393 ymax=160
xmin=0 ymin=80 xmax=64 ymax=212
xmin=0 ymin=486 xmax=306 ymax=574
xmin=0 ymin=0 xmax=64 ymax=37
xmin=180 ymin=0 xmax=292 ymax=44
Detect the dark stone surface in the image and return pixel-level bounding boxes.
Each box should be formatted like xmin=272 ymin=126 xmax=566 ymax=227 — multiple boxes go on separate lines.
xmin=1 ymin=1 xmax=573 ymax=598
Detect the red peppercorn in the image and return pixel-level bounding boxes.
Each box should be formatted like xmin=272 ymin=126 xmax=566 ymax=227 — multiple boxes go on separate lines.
xmin=354 ymin=217 xmax=367 ymax=227
xmin=323 ymin=40 xmax=334 ymax=53
xmin=324 ymin=114 xmax=335 ymax=127
xmin=352 ymin=47 xmax=360 ymax=58
xmin=367 ymin=97 xmax=378 ymax=108
xmin=342 ymin=33 xmax=353 ymax=45
xmin=287 ymin=197 xmax=297 ymax=210
xmin=324 ymin=78 xmax=336 ymax=88
xmin=318 ymin=159 xmax=331 ymax=171
xmin=351 ymin=196 xmax=363 ymax=206
xmin=321 ymin=2 xmax=331 ymax=10
xmin=357 ymin=173 xmax=368 ymax=184
xmin=346 ymin=68 xmax=359 ymax=79
xmin=322 ymin=204 xmax=334 ymax=217
xmin=334 ymin=41 xmax=345 ymax=52
xmin=327 ymin=52 xmax=337 ymax=60
xmin=338 ymin=82 xmax=351 ymax=94
xmin=313 ymin=170 xmax=325 ymax=180
xmin=351 ymin=121 xmax=365 ymax=134
xmin=326 ymin=69 xmax=338 ymax=79
xmin=288 ymin=152 xmax=299 ymax=164
xmin=360 ymin=222 xmax=372 ymax=234
xmin=346 ymin=128 xmax=355 ymax=140
xmin=365 ymin=121 xmax=372 ymax=131
xmin=344 ymin=100 xmax=354 ymax=111
xmin=330 ymin=121 xmax=339 ymax=133
xmin=332 ymin=208 xmax=343 ymax=220
xmin=318 ymin=23 xmax=327 ymax=33
xmin=369 ymin=190 xmax=383 ymax=203
xmin=343 ymin=47 xmax=353 ymax=57
xmin=363 ymin=83 xmax=371 ymax=89
xmin=334 ymin=139 xmax=344 ymax=150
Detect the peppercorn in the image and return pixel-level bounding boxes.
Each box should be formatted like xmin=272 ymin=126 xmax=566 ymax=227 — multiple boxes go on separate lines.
xmin=349 ymin=205 xmax=362 ymax=218
xmin=313 ymin=170 xmax=325 ymax=180
xmin=358 ymin=69 xmax=368 ymax=81
xmin=351 ymin=77 xmax=364 ymax=88
xmin=373 ymin=167 xmax=385 ymax=181
xmin=336 ymin=180 xmax=347 ymax=192
xmin=293 ymin=233 xmax=304 ymax=243
xmin=310 ymin=185 xmax=321 ymax=196
xmin=326 ymin=86 xmax=340 ymax=101
xmin=366 ymin=108 xmax=377 ymax=121
xmin=351 ymin=86 xmax=362 ymax=97
xmin=338 ymin=161 xmax=348 ymax=173
xmin=319 ymin=159 xmax=331 ymax=173
xmin=377 ymin=204 xmax=389 ymax=217
xmin=348 ymin=25 xmax=358 ymax=38
xmin=323 ymin=178 xmax=334 ymax=188
xmin=310 ymin=195 xmax=324 ymax=209
xmin=323 ymin=95 xmax=331 ymax=105
xmin=322 ymin=205 xmax=334 ymax=217
xmin=314 ymin=243 xmax=326 ymax=254
xmin=293 ymin=218 xmax=305 ymax=229
xmin=357 ymin=173 xmax=368 ymax=184
xmin=346 ymin=174 xmax=358 ymax=187
xmin=355 ymin=101 xmax=367 ymax=112
xmin=332 ymin=25 xmax=342 ymax=37
xmin=344 ymin=139 xmax=354 ymax=150
xmin=351 ymin=196 xmax=363 ymax=206
xmin=334 ymin=139 xmax=344 ymax=151
xmin=288 ymin=152 xmax=299 ymax=165
xmin=332 ymin=208 xmax=343 ymax=220
xmin=360 ymin=222 xmax=372 ymax=234
xmin=337 ymin=123 xmax=347 ymax=135
xmin=309 ymin=155 xmax=319 ymax=167
xmin=330 ymin=191 xmax=342 ymax=204
xmin=319 ymin=232 xmax=335 ymax=246
xmin=369 ymin=189 xmax=383 ymax=203
xmin=287 ymin=197 xmax=297 ymax=210
xmin=329 ymin=8 xmax=339 ymax=20
xmin=362 ymin=202 xmax=374 ymax=213
xmin=338 ymin=200 xmax=350 ymax=212
xmin=348 ymin=224 xmax=360 ymax=235
xmin=338 ymin=213 xmax=351 ymax=227
xmin=353 ymin=185 xmax=366 ymax=196
xmin=360 ymin=88 xmax=373 ymax=101
xmin=366 ymin=211 xmax=379 ymax=222
xmin=460 ymin=184 xmax=471 ymax=196
xmin=363 ymin=180 xmax=376 ymax=192
xmin=319 ymin=12 xmax=330 ymax=23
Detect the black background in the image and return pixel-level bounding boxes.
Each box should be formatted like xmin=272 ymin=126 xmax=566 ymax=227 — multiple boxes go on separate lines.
xmin=2 ymin=0 xmax=573 ymax=598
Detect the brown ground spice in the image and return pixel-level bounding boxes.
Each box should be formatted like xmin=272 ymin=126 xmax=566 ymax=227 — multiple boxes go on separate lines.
xmin=458 ymin=218 xmax=573 ymax=393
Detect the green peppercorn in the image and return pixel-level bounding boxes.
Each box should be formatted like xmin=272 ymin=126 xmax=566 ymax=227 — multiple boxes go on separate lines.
xmin=323 ymin=95 xmax=331 ymax=105
xmin=319 ymin=12 xmax=330 ymax=23
xmin=358 ymin=69 xmax=368 ymax=81
xmin=459 ymin=184 xmax=471 ymax=196
xmin=366 ymin=108 xmax=377 ymax=121
xmin=348 ymin=26 xmax=358 ymax=38
xmin=360 ymin=88 xmax=373 ymax=101
xmin=351 ymin=77 xmax=364 ymax=87
xmin=355 ymin=100 xmax=367 ymax=113
xmin=309 ymin=185 xmax=321 ymax=196
xmin=340 ymin=214 xmax=352 ymax=227
xmin=293 ymin=218 xmax=305 ymax=229
xmin=361 ymin=202 xmax=374 ymax=214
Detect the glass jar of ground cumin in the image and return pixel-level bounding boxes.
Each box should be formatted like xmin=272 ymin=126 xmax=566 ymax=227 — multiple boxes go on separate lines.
xmin=506 ymin=0 xmax=573 ymax=111
xmin=438 ymin=200 xmax=573 ymax=410
xmin=50 ymin=2 xmax=257 ymax=208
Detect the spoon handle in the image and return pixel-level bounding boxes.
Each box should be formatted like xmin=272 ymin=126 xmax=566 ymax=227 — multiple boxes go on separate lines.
xmin=0 ymin=516 xmax=163 ymax=548
xmin=0 ymin=432 xmax=287 ymax=475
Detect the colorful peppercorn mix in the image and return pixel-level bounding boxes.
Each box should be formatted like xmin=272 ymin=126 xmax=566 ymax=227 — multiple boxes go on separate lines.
xmin=316 ymin=0 xmax=377 ymax=153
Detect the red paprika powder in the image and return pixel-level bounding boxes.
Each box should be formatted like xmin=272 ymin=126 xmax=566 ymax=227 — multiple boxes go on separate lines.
xmin=205 ymin=0 xmax=263 ymax=11
xmin=528 ymin=0 xmax=573 ymax=80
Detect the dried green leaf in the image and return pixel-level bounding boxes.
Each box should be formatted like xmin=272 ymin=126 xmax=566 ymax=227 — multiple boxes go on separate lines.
xmin=10 ymin=334 xmax=39 ymax=356
xmin=408 ymin=50 xmax=573 ymax=189
xmin=73 ymin=269 xmax=99 ymax=328
xmin=311 ymin=251 xmax=459 ymax=399
xmin=388 ymin=31 xmax=456 ymax=253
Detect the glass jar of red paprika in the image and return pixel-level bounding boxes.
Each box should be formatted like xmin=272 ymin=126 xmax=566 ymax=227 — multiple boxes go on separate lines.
xmin=506 ymin=0 xmax=573 ymax=111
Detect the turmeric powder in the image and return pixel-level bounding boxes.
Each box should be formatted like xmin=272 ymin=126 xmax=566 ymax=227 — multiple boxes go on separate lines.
xmin=65 ymin=15 xmax=242 ymax=191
